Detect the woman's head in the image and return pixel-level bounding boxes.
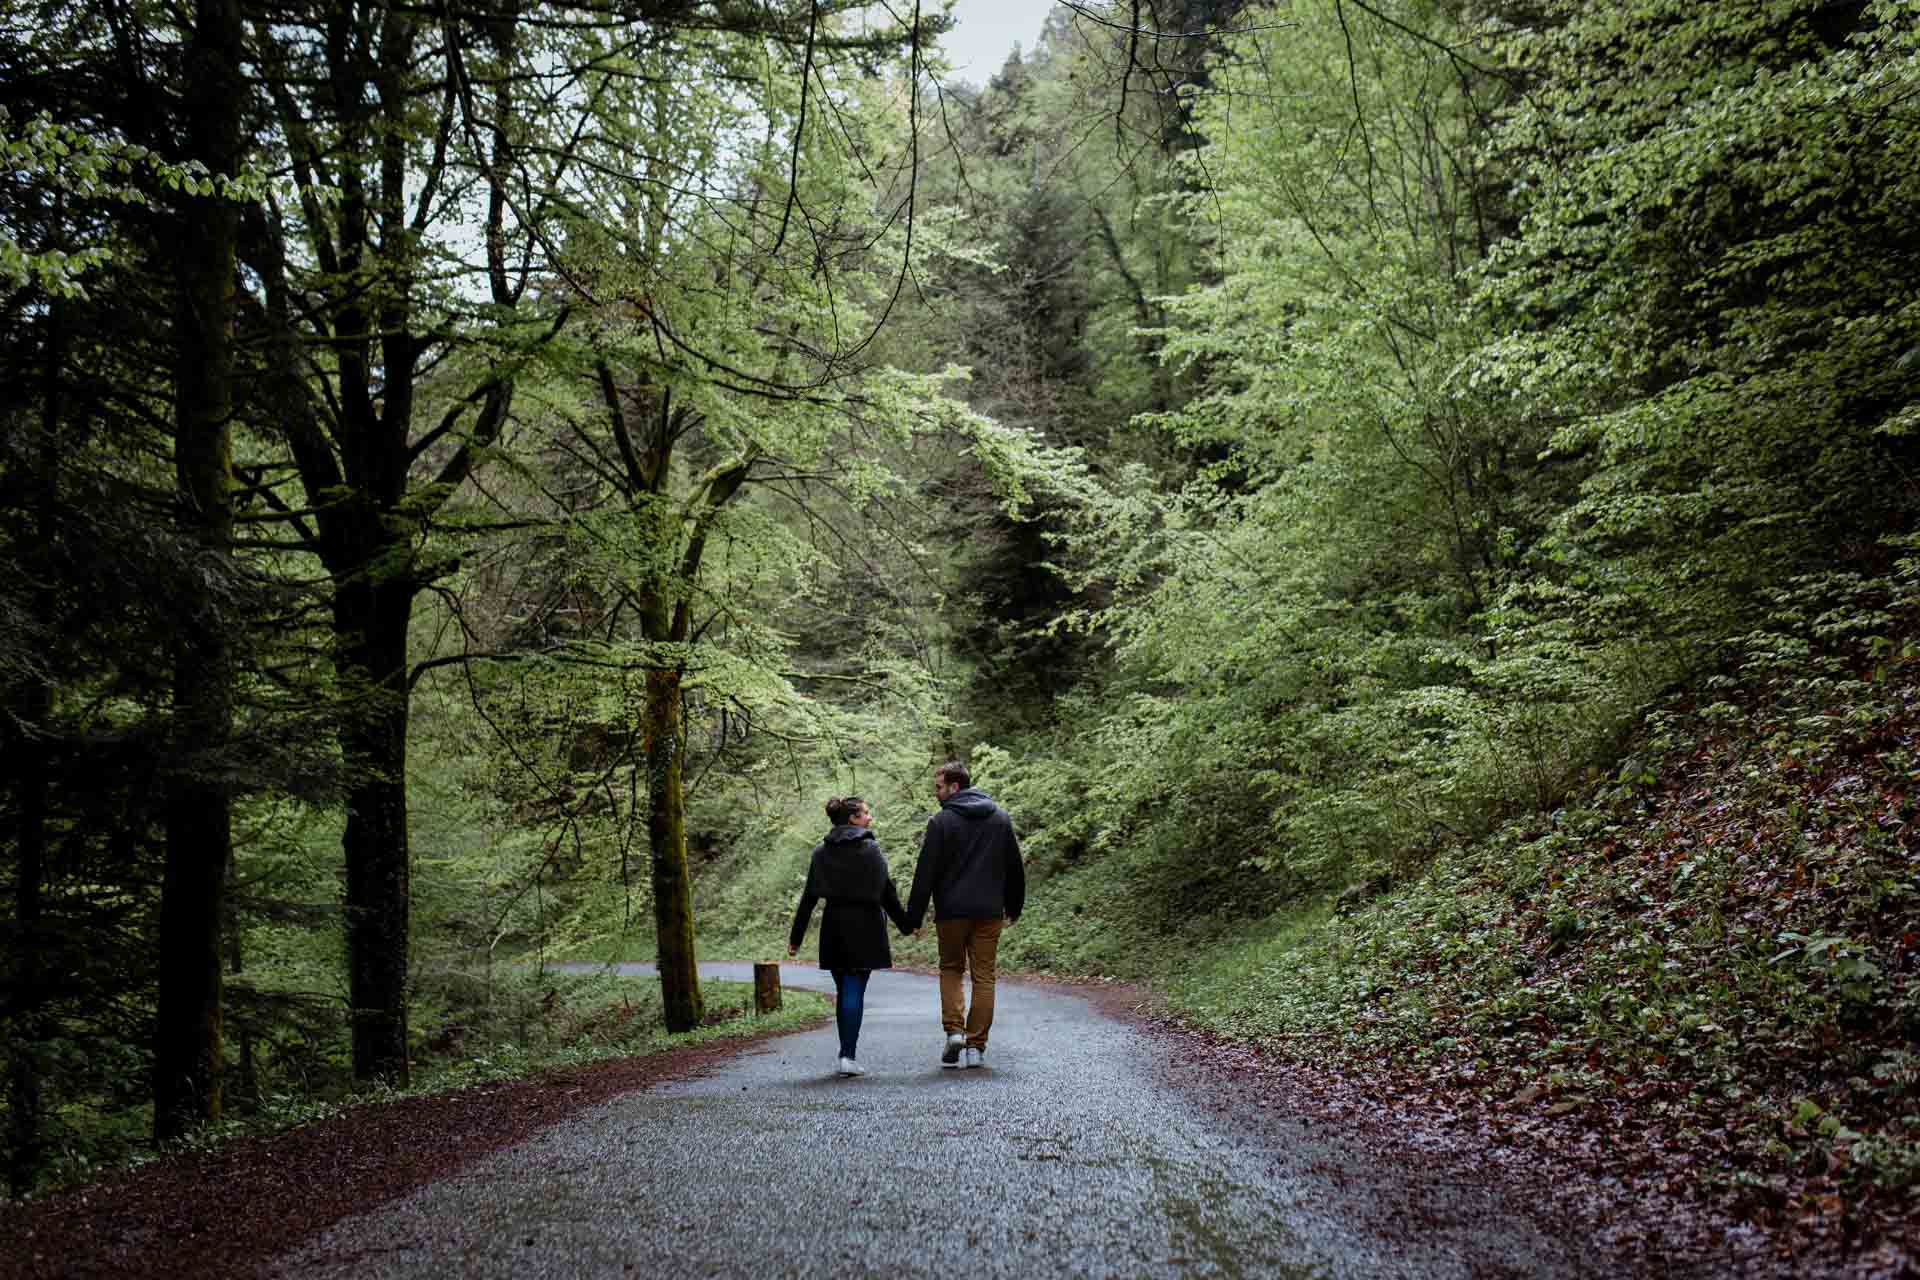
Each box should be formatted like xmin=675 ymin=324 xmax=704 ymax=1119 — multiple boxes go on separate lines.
xmin=825 ymin=795 xmax=869 ymax=826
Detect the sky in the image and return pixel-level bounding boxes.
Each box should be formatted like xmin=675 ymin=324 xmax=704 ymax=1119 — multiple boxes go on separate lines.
xmin=935 ymin=0 xmax=1055 ymax=82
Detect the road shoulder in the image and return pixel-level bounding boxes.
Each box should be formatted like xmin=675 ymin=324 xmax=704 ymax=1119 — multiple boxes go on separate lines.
xmin=0 ymin=1020 xmax=823 ymax=1280
xmin=1066 ymin=973 xmax=1909 ymax=1279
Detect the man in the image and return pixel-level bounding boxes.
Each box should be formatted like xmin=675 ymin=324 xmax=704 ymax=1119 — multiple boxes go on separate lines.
xmin=906 ymin=760 xmax=1025 ymax=1069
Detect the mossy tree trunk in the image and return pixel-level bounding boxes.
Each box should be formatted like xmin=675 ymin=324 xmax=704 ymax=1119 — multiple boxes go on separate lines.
xmin=599 ymin=370 xmax=760 ymax=1033
xmin=643 ymin=663 xmax=702 ymax=1031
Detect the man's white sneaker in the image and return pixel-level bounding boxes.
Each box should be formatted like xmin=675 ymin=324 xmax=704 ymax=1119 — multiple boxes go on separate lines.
xmin=836 ymin=1057 xmax=866 ymax=1076
xmin=940 ymin=1033 xmax=966 ymax=1067
xmin=962 ymin=1047 xmax=983 ymax=1069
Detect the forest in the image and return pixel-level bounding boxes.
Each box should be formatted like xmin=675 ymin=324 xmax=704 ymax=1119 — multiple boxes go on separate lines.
xmin=2 ymin=0 xmax=1917 ymax=1264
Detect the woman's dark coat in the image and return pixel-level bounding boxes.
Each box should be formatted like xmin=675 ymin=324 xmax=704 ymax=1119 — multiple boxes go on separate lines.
xmin=788 ymin=825 xmax=911 ymax=971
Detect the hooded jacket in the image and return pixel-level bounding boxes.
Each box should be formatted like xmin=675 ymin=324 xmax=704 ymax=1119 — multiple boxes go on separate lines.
xmin=788 ymin=825 xmax=911 ymax=971
xmin=906 ymin=787 xmax=1026 ymax=927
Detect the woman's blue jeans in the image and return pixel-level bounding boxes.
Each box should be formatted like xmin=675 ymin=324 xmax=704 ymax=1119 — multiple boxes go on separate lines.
xmin=831 ymin=969 xmax=871 ymax=1060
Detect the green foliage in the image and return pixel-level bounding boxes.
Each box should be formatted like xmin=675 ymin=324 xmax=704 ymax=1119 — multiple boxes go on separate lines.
xmin=1163 ymin=574 xmax=1920 ymax=1193
xmin=969 ymin=0 xmax=1609 ymax=905
xmin=0 ymin=106 xmax=264 ymax=296
xmin=1469 ymin=0 xmax=1920 ymax=617
xmin=876 ymin=11 xmax=1222 ymax=728
xmin=950 ymin=0 xmax=1918 ymax=940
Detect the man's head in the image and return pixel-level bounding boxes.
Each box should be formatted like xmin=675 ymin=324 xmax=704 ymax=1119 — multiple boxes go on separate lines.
xmin=932 ymin=761 xmax=969 ymax=804
xmin=825 ymin=794 xmax=868 ymax=826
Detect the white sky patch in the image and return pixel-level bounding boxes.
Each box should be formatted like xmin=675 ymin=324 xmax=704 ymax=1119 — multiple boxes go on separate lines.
xmin=934 ymin=0 xmax=1055 ymax=83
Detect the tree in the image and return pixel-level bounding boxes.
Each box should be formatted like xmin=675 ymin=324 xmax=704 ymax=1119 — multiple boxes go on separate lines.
xmin=892 ymin=6 xmax=1238 ymax=729
xmin=153 ymin=0 xmax=247 ymax=1142
xmin=244 ymin=0 xmax=549 ymax=1082
xmin=1469 ymin=0 xmax=1920 ymax=622
xmin=235 ymin=0 xmax=938 ymax=1063
xmin=508 ymin=21 xmax=958 ymax=1026
xmin=966 ymin=0 xmax=1554 ymax=895
xmin=0 ymin=0 xmax=291 ymax=1170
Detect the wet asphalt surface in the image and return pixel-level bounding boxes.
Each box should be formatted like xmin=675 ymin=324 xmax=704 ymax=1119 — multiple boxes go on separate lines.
xmin=261 ymin=964 xmax=1602 ymax=1280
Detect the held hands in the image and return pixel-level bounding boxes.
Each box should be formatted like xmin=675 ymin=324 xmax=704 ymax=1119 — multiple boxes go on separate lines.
xmin=786 ymin=945 xmax=797 ymax=959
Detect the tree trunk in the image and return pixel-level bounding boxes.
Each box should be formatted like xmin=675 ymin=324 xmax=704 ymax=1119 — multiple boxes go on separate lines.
xmin=6 ymin=681 xmax=49 ymax=1197
xmin=245 ymin=2 xmax=521 ymax=1090
xmin=5 ymin=291 xmax=65 ymax=1196
xmin=236 ymin=205 xmax=420 ymax=1089
xmin=153 ymin=0 xmax=243 ymax=1143
xmin=227 ymin=862 xmax=257 ymax=1108
xmin=337 ymin=574 xmax=415 ymax=1086
xmin=155 ymin=767 xmax=233 ymax=1139
xmin=643 ymin=665 xmax=703 ymax=1032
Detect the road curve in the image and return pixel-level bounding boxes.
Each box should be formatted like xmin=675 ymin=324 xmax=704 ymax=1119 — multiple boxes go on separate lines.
xmin=261 ymin=963 xmax=1600 ymax=1279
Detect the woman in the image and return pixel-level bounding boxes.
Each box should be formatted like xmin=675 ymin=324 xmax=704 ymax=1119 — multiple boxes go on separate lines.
xmin=787 ymin=795 xmax=912 ymax=1076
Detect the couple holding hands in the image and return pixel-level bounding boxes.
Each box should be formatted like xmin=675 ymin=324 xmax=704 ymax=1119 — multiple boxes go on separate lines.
xmin=787 ymin=760 xmax=1026 ymax=1077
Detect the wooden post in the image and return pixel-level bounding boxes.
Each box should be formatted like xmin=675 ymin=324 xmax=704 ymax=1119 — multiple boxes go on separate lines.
xmin=753 ymin=961 xmax=782 ymax=1014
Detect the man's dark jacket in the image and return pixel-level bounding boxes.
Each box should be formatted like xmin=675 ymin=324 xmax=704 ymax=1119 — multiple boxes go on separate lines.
xmin=789 ymin=825 xmax=910 ymax=971
xmin=906 ymin=787 xmax=1025 ymax=928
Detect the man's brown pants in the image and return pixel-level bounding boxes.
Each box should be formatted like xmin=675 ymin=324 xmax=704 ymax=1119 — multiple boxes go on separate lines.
xmin=936 ymin=916 xmax=1005 ymax=1051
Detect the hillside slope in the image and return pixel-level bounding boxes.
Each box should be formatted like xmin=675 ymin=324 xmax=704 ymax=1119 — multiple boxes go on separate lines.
xmin=1006 ymin=571 xmax=1919 ymax=1265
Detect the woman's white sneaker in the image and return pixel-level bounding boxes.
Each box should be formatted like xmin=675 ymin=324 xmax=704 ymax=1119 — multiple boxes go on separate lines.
xmin=836 ymin=1057 xmax=866 ymax=1076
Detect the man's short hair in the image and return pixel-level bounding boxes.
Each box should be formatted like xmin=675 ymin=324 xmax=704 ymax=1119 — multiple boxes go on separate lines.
xmin=825 ymin=795 xmax=864 ymax=825
xmin=934 ymin=760 xmax=970 ymax=789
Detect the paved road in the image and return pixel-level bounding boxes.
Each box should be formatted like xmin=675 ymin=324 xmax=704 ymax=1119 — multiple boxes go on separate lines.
xmin=263 ymin=964 xmax=1596 ymax=1279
